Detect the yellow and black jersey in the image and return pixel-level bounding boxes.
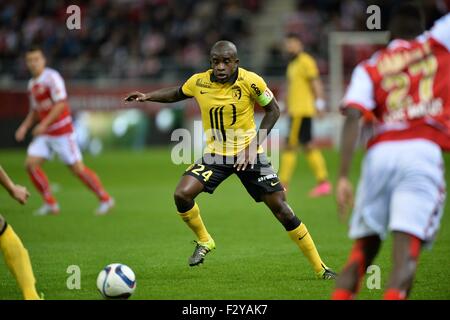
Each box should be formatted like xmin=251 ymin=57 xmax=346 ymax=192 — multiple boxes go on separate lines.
xmin=286 ymin=52 xmax=319 ymax=117
xmin=181 ymin=67 xmax=274 ymax=156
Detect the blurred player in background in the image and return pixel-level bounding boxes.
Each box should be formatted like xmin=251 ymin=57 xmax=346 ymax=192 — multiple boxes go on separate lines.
xmin=279 ymin=34 xmax=332 ymax=197
xmin=15 ymin=47 xmax=114 ymax=216
xmin=333 ymin=5 xmax=449 ymax=300
xmin=0 ymin=165 xmax=41 ymax=299
xmin=126 ymin=40 xmax=336 ymax=279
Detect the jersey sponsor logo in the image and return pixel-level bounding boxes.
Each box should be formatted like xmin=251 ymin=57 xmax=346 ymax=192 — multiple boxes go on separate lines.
xmin=251 ymin=83 xmax=262 ymax=96
xmin=232 ymin=86 xmax=242 ymax=100
xmin=196 ymin=79 xmax=212 ymax=88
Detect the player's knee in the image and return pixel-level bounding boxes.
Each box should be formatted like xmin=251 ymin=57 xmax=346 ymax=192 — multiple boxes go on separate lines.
xmin=70 ymin=162 xmax=85 ymax=175
xmin=173 ymin=187 xmax=194 ymax=208
xmin=25 ymin=159 xmax=38 ymax=171
xmin=271 ymin=200 xmax=299 ymax=228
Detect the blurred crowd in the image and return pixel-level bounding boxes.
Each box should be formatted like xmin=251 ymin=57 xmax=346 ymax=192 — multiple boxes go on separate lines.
xmin=264 ymin=0 xmax=450 ymax=76
xmin=0 ymin=0 xmax=260 ymax=80
xmin=0 ymin=0 xmax=449 ymax=81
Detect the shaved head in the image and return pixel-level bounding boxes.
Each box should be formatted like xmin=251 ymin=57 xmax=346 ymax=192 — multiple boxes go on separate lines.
xmin=210 ymin=40 xmax=238 ymax=58
xmin=209 ymin=40 xmax=239 ymax=83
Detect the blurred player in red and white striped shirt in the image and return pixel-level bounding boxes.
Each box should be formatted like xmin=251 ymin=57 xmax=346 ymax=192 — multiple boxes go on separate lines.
xmin=333 ymin=4 xmax=449 ymax=300
xmin=15 ymin=47 xmax=114 ymax=216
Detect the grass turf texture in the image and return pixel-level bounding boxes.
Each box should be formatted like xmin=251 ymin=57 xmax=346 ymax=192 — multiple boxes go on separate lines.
xmin=0 ymin=148 xmax=449 ymax=300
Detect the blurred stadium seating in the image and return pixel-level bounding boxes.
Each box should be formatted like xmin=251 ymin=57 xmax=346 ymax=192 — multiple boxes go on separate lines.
xmin=0 ymin=0 xmax=448 ymax=150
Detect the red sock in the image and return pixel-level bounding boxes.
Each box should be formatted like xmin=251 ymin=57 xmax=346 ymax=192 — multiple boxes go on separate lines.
xmin=76 ymin=167 xmax=110 ymax=201
xmin=331 ymin=289 xmax=353 ymax=300
xmin=384 ymin=289 xmax=406 ymax=300
xmin=28 ymin=166 xmax=57 ymax=205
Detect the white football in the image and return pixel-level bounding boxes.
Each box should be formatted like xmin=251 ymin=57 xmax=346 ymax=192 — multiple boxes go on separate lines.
xmin=96 ymin=263 xmax=136 ymax=299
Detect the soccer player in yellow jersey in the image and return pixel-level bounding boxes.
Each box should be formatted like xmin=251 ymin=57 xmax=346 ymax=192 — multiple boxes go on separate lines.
xmin=125 ymin=41 xmax=336 ymax=279
xmin=0 ymin=165 xmax=41 ymax=299
xmin=279 ymin=34 xmax=332 ymax=197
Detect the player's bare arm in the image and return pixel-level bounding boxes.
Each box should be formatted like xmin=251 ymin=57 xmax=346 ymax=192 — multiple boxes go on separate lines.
xmin=15 ymin=110 xmax=39 ymax=142
xmin=32 ymin=101 xmax=67 ymax=136
xmin=336 ymin=107 xmax=361 ymax=220
xmin=0 ymin=166 xmax=30 ymax=205
xmin=125 ymin=86 xmax=188 ymax=103
xmin=235 ymin=98 xmax=280 ymax=171
xmin=311 ymin=77 xmax=326 ymax=114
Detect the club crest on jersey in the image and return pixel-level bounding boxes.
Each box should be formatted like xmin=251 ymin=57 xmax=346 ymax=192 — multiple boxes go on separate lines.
xmin=232 ymin=86 xmax=242 ymax=100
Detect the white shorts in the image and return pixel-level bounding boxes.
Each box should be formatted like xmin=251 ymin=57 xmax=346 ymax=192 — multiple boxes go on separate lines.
xmin=27 ymin=133 xmax=82 ymax=165
xmin=349 ymin=139 xmax=446 ymax=244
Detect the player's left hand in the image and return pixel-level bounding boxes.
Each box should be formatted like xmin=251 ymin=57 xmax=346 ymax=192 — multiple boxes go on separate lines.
xmin=32 ymin=124 xmax=47 ymax=136
xmin=9 ymin=184 xmax=30 ymax=205
xmin=336 ymin=176 xmax=353 ymax=222
xmin=234 ymin=141 xmax=258 ymax=171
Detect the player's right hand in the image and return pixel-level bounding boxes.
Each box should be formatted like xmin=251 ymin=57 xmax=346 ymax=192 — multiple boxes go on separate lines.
xmin=10 ymin=184 xmax=30 ymax=205
xmin=336 ymin=176 xmax=353 ymax=222
xmin=15 ymin=126 xmax=27 ymax=142
xmin=124 ymin=92 xmax=146 ymax=102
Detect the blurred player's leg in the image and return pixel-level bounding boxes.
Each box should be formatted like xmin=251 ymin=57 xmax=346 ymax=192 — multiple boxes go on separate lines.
xmin=332 ymin=235 xmax=381 ymax=299
xmin=279 ymin=148 xmax=297 ymax=190
xmin=174 ymin=175 xmax=215 ymax=266
xmin=0 ymin=216 xmax=41 ymax=300
xmin=69 ymin=161 xmax=113 ymax=214
xmin=383 ymin=232 xmax=422 ymax=300
xmin=279 ymin=116 xmax=301 ymax=190
xmin=262 ymin=191 xmax=336 ymax=279
xmin=305 ymin=147 xmax=332 ymax=197
xmin=301 ymin=118 xmax=331 ymax=197
xmin=26 ymin=156 xmax=59 ymax=215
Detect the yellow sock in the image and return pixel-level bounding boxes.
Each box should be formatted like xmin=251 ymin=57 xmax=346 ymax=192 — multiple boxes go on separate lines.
xmin=288 ymin=223 xmax=326 ymax=274
xmin=306 ymin=149 xmax=328 ymax=182
xmin=0 ymin=224 xmax=40 ymax=300
xmin=279 ymin=150 xmax=297 ymax=185
xmin=178 ymin=203 xmax=211 ymax=243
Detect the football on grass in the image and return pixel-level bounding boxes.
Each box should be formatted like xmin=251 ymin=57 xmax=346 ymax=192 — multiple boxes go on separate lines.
xmin=97 ymin=263 xmax=136 ymax=299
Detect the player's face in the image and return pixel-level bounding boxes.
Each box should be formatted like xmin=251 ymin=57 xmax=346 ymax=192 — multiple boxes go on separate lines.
xmin=284 ymin=38 xmax=303 ymax=58
xmin=210 ymin=52 xmax=239 ymax=83
xmin=25 ymin=50 xmax=46 ymax=77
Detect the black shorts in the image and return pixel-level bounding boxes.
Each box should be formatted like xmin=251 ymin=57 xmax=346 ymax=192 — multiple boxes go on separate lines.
xmin=183 ymin=153 xmax=284 ymax=202
xmin=287 ymin=116 xmax=312 ymax=146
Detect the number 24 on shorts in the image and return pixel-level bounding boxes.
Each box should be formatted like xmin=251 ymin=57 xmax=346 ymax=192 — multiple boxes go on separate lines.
xmin=186 ymin=164 xmax=213 ymax=182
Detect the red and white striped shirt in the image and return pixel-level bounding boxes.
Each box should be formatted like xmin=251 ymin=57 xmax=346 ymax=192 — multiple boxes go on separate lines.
xmin=343 ymin=13 xmax=450 ymax=151
xmin=28 ymin=67 xmax=73 ymax=136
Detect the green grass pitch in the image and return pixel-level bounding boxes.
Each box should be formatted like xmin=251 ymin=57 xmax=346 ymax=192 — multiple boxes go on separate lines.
xmin=0 ymin=148 xmax=449 ymax=300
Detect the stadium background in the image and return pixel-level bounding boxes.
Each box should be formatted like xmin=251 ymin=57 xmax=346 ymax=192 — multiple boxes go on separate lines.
xmin=0 ymin=0 xmax=449 ymax=300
